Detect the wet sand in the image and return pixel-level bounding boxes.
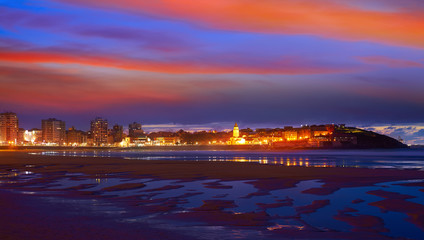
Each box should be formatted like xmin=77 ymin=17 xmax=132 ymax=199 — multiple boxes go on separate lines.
xmin=2 ymin=151 xmax=424 ymax=183
xmin=1 ymin=150 xmax=424 ymax=239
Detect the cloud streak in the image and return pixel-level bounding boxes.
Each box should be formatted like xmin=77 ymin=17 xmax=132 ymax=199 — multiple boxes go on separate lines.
xmin=1 ymin=0 xmax=423 ymax=128
xmin=0 ymin=65 xmax=187 ymax=111
xmin=55 ymin=0 xmax=424 ymax=48
xmin=0 ymin=49 xmax=354 ymax=75
xmin=359 ymin=56 xmax=424 ymax=68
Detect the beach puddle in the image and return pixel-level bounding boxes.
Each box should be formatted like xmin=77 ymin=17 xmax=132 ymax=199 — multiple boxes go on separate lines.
xmin=2 ymin=167 xmax=424 ymax=239
xmin=0 ymin=169 xmax=40 ymax=184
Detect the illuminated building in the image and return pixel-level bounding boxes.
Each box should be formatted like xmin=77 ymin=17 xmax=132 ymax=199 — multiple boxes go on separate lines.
xmin=90 ymin=117 xmax=108 ymax=146
xmin=42 ymin=118 xmax=66 ymax=145
xmin=111 ymin=124 xmax=124 ymax=143
xmin=332 ymin=133 xmax=357 ymax=147
xmin=0 ymin=112 xmax=19 ymax=144
xmin=107 ymin=133 xmax=115 ymax=145
xmin=120 ymin=137 xmax=131 ymax=147
xmin=66 ymin=127 xmax=87 ymax=146
xmin=229 ymin=123 xmax=246 ymax=145
xmin=154 ymin=137 xmax=179 ymax=146
xmin=284 ymin=131 xmax=298 ymax=141
xmin=132 ymin=136 xmax=148 ymax=146
xmin=17 ymin=128 xmax=25 ymax=144
xmin=129 ymin=122 xmax=144 ymax=138
xmin=233 ymin=122 xmax=239 ymax=138
xmin=298 ymin=128 xmax=312 ymax=139
xmin=129 ymin=122 xmax=147 ymax=145
xmin=24 ymin=128 xmax=41 ymax=144
xmin=311 ymin=125 xmax=330 ymax=137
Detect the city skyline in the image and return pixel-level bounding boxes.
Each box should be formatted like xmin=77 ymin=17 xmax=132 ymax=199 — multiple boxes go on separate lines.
xmin=6 ymin=111 xmax=424 ymax=145
xmin=0 ymin=111 xmax=406 ymax=149
xmin=1 ymin=111 xmax=424 ymax=145
xmin=1 ymin=1 xmax=423 ymax=143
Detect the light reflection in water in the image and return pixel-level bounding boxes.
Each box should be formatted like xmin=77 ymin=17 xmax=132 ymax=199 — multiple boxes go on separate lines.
xmin=211 ymin=156 xmax=334 ymax=167
xmin=2 ymin=168 xmax=424 ymax=240
xmin=95 ymin=174 xmax=108 ymax=184
xmin=267 ymin=224 xmax=305 ymax=231
xmin=31 ymin=150 xmax=424 ymax=169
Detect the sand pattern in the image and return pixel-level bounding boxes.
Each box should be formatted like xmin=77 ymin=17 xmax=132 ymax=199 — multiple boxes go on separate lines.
xmin=1 ymin=151 xmax=424 ymax=239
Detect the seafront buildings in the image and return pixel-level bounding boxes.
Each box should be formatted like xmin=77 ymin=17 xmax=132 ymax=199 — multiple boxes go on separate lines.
xmin=0 ymin=112 xmax=364 ymax=148
xmin=0 ymin=112 xmax=18 ymax=144
xmin=111 ymin=124 xmax=124 ymax=144
xmin=90 ymin=117 xmax=108 ymax=146
xmin=129 ymin=122 xmax=143 ymax=138
xmin=42 ymin=118 xmax=66 ymax=145
xmin=67 ymin=127 xmax=87 ymax=146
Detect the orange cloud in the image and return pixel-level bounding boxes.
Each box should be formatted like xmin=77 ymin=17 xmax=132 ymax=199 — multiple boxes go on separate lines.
xmin=0 ymin=49 xmax=350 ymax=75
xmin=0 ymin=65 xmax=187 ymax=111
xmin=56 ymin=0 xmax=424 ymax=48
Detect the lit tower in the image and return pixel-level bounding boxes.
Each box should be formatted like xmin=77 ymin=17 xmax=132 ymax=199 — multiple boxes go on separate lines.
xmin=233 ymin=123 xmax=239 ymax=138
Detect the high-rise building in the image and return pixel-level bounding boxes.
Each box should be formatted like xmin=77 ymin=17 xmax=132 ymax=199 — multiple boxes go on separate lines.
xmin=111 ymin=124 xmax=124 ymax=143
xmin=42 ymin=118 xmax=66 ymax=145
xmin=0 ymin=112 xmax=19 ymax=144
xmin=129 ymin=122 xmax=143 ymax=138
xmin=17 ymin=128 xmax=25 ymax=144
xmin=91 ymin=117 xmax=108 ymax=146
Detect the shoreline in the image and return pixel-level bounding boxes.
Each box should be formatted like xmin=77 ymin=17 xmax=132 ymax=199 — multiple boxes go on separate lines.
xmin=0 ymin=144 xmax=415 ymax=152
xmin=1 ymin=151 xmax=424 ymax=187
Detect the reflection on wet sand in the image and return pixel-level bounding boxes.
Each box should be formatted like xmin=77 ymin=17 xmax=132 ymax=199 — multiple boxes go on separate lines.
xmin=1 ymin=166 xmax=424 ymax=240
xmin=212 ymin=156 xmax=335 ymax=168
xmin=33 ymin=149 xmax=424 ymax=169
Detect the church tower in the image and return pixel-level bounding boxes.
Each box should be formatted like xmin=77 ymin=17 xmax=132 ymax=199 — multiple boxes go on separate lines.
xmin=233 ymin=123 xmax=239 ymax=138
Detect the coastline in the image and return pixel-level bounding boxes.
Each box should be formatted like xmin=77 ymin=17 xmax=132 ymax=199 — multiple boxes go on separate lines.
xmin=1 ymin=150 xmax=424 ymax=187
xmin=2 ymin=150 xmax=424 ymax=239
xmin=0 ymin=143 xmax=412 ymax=152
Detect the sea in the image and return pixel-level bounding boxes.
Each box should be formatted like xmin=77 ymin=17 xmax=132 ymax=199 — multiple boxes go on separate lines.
xmin=36 ymin=148 xmax=424 ymax=169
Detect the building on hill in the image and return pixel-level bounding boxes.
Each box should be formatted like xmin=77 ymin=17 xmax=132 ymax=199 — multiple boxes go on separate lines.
xmin=233 ymin=122 xmax=239 ymax=138
xmin=229 ymin=123 xmax=245 ymax=145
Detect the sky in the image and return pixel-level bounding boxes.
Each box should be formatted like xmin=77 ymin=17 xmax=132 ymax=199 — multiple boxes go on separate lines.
xmin=0 ymin=0 xmax=424 ymax=143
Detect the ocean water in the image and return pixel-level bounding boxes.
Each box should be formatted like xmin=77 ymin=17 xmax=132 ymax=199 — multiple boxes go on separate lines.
xmin=35 ymin=148 xmax=424 ymax=169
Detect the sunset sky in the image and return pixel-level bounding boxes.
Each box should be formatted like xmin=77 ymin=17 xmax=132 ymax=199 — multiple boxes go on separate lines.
xmin=1 ymin=0 xmax=424 ymax=142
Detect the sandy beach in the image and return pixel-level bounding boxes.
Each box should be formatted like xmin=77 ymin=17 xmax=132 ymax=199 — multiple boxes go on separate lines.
xmin=1 ymin=150 xmax=424 ymax=239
